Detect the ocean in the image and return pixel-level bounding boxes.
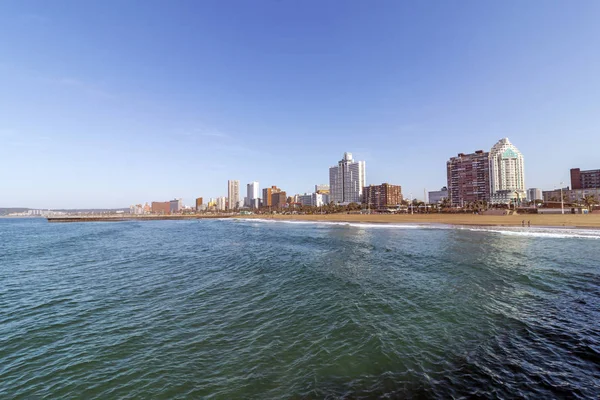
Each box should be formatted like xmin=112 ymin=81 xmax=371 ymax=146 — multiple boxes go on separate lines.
xmin=1 ymin=218 xmax=599 ymax=399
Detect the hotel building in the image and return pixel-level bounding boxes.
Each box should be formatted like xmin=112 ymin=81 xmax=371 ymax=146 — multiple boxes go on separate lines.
xmin=489 ymin=138 xmax=526 ymax=204
xmin=329 ymin=152 xmax=366 ymax=205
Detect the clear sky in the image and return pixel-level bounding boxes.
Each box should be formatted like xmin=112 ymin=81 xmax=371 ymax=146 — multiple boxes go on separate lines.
xmin=1 ymin=1 xmax=599 ymax=208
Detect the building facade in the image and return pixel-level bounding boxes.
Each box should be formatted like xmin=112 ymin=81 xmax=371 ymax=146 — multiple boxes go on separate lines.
xmin=195 ymin=197 xmax=203 ymax=211
xmin=262 ymin=186 xmax=281 ymax=208
xmin=227 ymin=180 xmax=240 ymax=210
xmin=447 ymin=150 xmax=490 ymax=207
xmin=298 ymin=193 xmax=329 ymax=207
xmin=329 ymin=152 xmax=366 ymax=204
xmin=169 ymin=198 xmax=182 ymax=214
xmin=216 ymin=196 xmax=227 ymax=211
xmin=151 ymin=201 xmax=170 ymax=214
xmin=315 ymin=184 xmax=330 ymax=194
xmin=271 ymin=191 xmax=287 ymax=208
xmin=526 ymin=188 xmax=543 ymax=202
xmin=428 ymin=187 xmax=448 ymax=204
xmin=542 ymin=188 xmax=600 ymax=203
xmin=246 ymin=181 xmax=260 ymax=209
xmin=363 ymin=183 xmax=402 ymax=209
xmin=571 ymin=168 xmax=600 ymax=190
xmin=489 ymin=138 xmax=526 ymax=204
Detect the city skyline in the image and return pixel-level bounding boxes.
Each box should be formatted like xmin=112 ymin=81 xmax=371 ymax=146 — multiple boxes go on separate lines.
xmin=2 ymin=2 xmax=600 ymax=208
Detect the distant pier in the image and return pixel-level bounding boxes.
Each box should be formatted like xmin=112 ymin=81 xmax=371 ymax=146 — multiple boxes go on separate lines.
xmin=46 ymin=215 xmax=233 ymax=223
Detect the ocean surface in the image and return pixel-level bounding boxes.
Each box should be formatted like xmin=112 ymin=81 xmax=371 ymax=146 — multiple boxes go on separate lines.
xmin=1 ymin=218 xmax=599 ymax=399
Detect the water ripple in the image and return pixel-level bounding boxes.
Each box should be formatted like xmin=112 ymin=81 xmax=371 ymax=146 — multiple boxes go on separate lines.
xmin=1 ymin=218 xmax=599 ymax=399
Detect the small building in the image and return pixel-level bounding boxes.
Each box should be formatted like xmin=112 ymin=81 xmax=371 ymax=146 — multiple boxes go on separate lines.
xmin=428 ymin=187 xmax=448 ymax=204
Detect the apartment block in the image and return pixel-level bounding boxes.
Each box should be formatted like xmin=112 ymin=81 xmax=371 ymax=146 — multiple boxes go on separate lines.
xmin=571 ymin=168 xmax=600 ymax=190
xmin=363 ymin=183 xmax=402 ymax=209
xmin=447 ymin=150 xmax=490 ymax=207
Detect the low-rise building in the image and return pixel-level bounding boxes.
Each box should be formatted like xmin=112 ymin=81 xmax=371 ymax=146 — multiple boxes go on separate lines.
xmin=428 ymin=187 xmax=448 ymax=204
xmin=542 ymin=188 xmax=600 ymax=203
xmin=526 ymin=188 xmax=542 ymax=202
xmin=151 ymin=201 xmax=170 ymax=215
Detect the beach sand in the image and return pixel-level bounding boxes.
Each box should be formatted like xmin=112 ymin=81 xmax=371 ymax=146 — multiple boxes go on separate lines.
xmin=237 ymin=213 xmax=600 ymax=228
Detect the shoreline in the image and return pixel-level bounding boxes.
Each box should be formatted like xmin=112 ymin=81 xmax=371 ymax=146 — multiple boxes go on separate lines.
xmin=233 ymin=213 xmax=600 ymax=229
xmin=42 ymin=213 xmax=600 ymax=229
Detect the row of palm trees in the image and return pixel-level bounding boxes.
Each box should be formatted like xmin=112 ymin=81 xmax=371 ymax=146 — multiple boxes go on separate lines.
xmin=248 ymin=194 xmax=599 ymax=215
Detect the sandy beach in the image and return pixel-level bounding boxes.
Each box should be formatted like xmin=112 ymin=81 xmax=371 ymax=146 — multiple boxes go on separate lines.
xmin=237 ymin=213 xmax=600 ymax=228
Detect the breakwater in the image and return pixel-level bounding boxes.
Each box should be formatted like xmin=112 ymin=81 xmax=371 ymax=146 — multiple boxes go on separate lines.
xmin=47 ymin=214 xmax=232 ymax=223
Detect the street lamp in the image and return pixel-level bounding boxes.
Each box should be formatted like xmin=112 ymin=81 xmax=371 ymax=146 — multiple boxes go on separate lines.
xmin=560 ymin=182 xmax=564 ymax=215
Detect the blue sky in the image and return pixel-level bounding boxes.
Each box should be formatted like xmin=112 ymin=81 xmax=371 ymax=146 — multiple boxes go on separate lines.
xmin=1 ymin=1 xmax=599 ymax=208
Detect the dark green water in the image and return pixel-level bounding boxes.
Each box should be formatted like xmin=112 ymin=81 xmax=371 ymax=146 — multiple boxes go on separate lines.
xmin=1 ymin=218 xmax=599 ymax=399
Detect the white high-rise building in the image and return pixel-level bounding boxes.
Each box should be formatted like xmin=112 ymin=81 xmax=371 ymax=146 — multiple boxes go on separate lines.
xmin=216 ymin=196 xmax=227 ymax=211
xmin=227 ymin=180 xmax=240 ymax=210
xmin=246 ymin=181 xmax=260 ymax=209
xmin=489 ymin=138 xmax=526 ymax=204
xmin=329 ymin=152 xmax=366 ymax=204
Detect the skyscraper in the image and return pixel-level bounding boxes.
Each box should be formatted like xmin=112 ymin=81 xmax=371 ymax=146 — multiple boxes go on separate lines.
xmin=227 ymin=180 xmax=240 ymax=210
xmin=329 ymin=152 xmax=366 ymax=204
xmin=447 ymin=150 xmax=490 ymax=207
xmin=246 ymin=181 xmax=260 ymax=209
xmin=489 ymin=138 xmax=526 ymax=204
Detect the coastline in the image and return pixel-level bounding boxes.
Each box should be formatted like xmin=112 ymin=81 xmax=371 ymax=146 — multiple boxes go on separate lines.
xmin=234 ymin=213 xmax=600 ymax=229
xmin=42 ymin=212 xmax=600 ymax=229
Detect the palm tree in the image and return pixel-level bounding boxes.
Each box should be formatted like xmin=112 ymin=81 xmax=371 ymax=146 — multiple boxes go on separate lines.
xmin=582 ymin=195 xmax=598 ymax=212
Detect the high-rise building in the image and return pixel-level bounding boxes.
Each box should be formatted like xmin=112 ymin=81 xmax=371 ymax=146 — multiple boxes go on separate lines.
xmin=262 ymin=186 xmax=281 ymax=208
xmin=195 ymin=197 xmax=203 ymax=211
xmin=428 ymin=187 xmax=448 ymax=204
xmin=489 ymin=138 xmax=526 ymax=204
xmin=447 ymin=150 xmax=490 ymax=207
xmin=571 ymin=168 xmax=600 ymax=190
xmin=271 ymin=191 xmax=287 ymax=208
xmin=329 ymin=152 xmax=366 ymax=204
xmin=246 ymin=181 xmax=260 ymax=209
xmin=228 ymin=180 xmax=240 ymax=210
xmin=527 ymin=188 xmax=542 ymax=202
xmin=216 ymin=196 xmax=227 ymax=211
xmin=363 ymin=183 xmax=402 ymax=209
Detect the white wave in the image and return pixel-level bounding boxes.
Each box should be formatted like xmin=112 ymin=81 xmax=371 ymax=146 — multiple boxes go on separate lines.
xmin=234 ymin=218 xmax=435 ymax=230
xmin=464 ymin=227 xmax=600 ymax=240
xmin=231 ymin=218 xmax=600 ymax=239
